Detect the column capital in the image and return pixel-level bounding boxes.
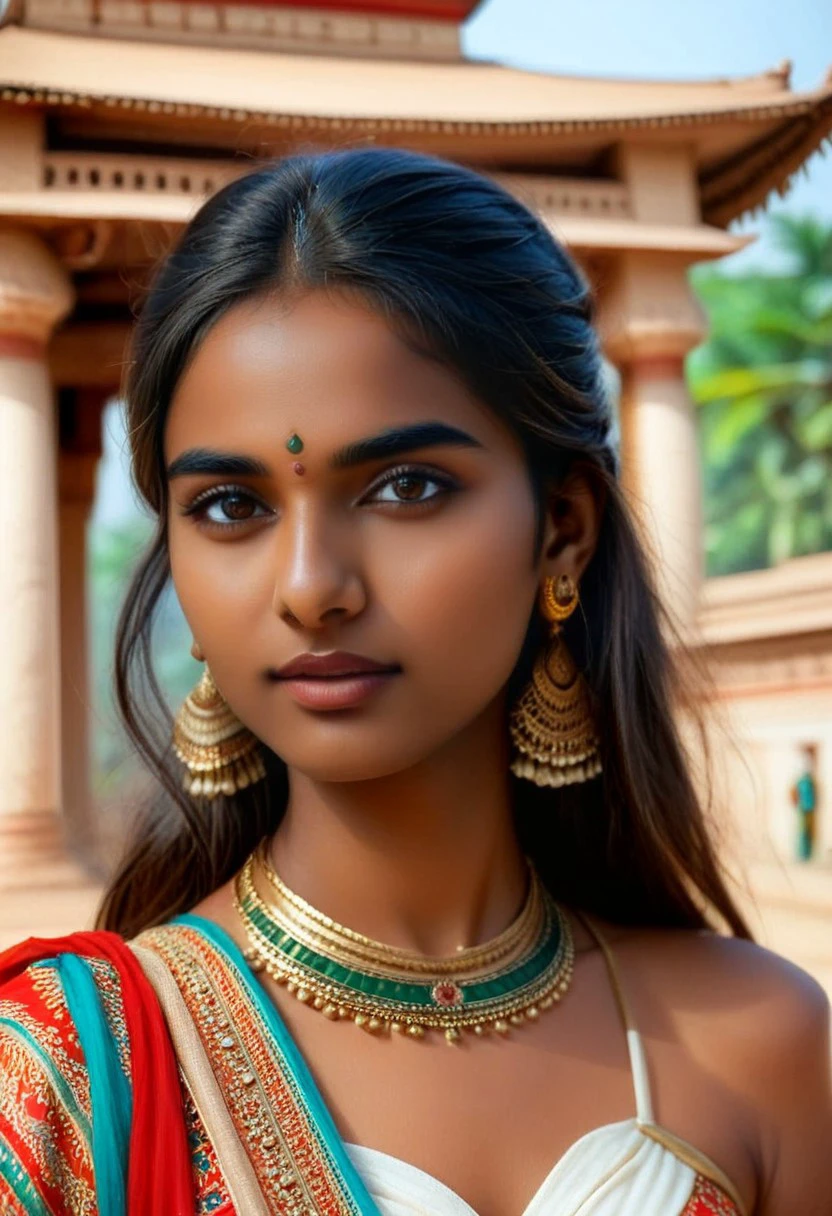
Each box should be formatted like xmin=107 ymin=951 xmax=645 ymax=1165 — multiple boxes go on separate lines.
xmin=0 ymin=228 xmax=74 ymax=356
xmin=595 ymin=251 xmax=705 ymax=632
xmin=602 ymin=321 xmax=705 ymax=368
xmin=597 ymin=249 xmax=706 ymax=368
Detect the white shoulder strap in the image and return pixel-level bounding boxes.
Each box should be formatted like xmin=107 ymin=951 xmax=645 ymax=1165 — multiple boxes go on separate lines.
xmin=570 ymin=911 xmax=654 ymax=1125
xmin=624 ymin=1027 xmax=655 ymax=1125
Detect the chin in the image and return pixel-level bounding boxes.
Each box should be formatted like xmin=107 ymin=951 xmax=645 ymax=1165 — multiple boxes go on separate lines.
xmin=275 ymin=734 xmax=441 ymax=784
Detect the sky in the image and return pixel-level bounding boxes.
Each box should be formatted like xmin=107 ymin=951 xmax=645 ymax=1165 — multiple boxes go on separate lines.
xmin=93 ymin=0 xmax=832 ymax=524
xmin=464 ymin=0 xmax=832 ymax=271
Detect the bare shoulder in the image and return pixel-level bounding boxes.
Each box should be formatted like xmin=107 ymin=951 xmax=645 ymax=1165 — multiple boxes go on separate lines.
xmin=587 ymin=910 xmax=819 ymax=989
xmin=595 ymin=917 xmax=830 ymax=1050
xmin=590 ymin=917 xmax=832 ymax=1156
xmin=646 ymin=922 xmax=823 ymax=1016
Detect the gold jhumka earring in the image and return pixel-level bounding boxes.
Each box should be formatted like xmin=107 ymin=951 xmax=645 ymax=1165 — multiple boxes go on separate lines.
xmin=509 ymin=574 xmax=602 ymax=787
xmin=172 ymin=641 xmax=266 ymax=798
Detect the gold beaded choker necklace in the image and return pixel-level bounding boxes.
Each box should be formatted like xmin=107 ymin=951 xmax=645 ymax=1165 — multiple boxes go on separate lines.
xmin=234 ymin=840 xmax=575 ymax=1045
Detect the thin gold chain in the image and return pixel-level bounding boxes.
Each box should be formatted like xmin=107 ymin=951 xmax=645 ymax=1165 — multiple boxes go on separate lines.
xmin=246 ymin=851 xmax=543 ymax=979
xmin=254 ymin=837 xmax=542 ymax=974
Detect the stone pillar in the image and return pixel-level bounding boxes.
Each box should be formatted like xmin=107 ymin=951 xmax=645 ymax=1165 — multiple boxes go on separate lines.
xmin=600 ymin=251 xmax=707 ymax=635
xmin=58 ymin=388 xmax=106 ymax=868
xmin=0 ymin=229 xmax=73 ymax=844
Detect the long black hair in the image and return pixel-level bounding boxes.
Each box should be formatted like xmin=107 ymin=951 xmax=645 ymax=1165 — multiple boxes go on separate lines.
xmin=96 ymin=146 xmax=749 ymax=941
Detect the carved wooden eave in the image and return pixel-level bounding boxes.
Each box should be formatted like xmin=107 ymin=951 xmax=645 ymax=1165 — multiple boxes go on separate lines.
xmin=1 ymin=26 xmax=831 ymax=225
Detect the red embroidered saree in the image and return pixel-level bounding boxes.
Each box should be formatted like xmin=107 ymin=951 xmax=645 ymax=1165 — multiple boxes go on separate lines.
xmin=0 ymin=917 xmax=379 ymax=1216
xmin=0 ymin=915 xmax=744 ymax=1215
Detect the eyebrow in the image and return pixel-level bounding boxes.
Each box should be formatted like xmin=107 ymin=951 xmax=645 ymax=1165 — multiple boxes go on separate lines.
xmin=166 ymin=449 xmax=270 ymax=479
xmin=330 ymin=422 xmax=483 ymax=470
xmin=166 ymin=422 xmax=483 ymax=480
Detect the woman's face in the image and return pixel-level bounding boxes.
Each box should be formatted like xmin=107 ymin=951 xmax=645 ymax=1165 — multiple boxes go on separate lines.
xmin=164 ymin=289 xmax=544 ymax=782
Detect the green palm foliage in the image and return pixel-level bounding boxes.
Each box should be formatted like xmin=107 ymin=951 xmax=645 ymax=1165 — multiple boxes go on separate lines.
xmin=688 ymin=215 xmax=832 ymax=576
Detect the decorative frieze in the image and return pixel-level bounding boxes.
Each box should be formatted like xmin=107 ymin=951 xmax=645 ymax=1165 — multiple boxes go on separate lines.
xmin=493 ymin=173 xmax=632 ymax=221
xmin=705 ymin=634 xmax=832 ymax=698
xmin=698 ymin=553 xmax=832 ymax=698
xmin=41 ymin=155 xmax=634 ymax=225
xmin=43 ymin=151 xmax=242 ymax=196
xmin=22 ymin=0 xmax=463 ymax=60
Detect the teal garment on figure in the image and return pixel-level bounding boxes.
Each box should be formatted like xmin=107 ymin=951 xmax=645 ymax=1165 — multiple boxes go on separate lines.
xmin=795 ymin=772 xmax=817 ymax=812
xmin=795 ymin=772 xmax=817 ymax=860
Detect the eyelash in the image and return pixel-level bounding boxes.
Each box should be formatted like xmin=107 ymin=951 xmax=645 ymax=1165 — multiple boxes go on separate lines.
xmin=367 ymin=464 xmax=459 ymax=508
xmin=180 ymin=463 xmax=460 ymax=531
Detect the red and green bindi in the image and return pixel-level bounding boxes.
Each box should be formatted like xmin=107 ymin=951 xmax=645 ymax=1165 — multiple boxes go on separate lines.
xmin=286 ymin=433 xmax=305 ymax=475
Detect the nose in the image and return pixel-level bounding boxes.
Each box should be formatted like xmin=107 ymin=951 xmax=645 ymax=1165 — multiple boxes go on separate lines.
xmin=272 ymin=500 xmax=366 ymax=629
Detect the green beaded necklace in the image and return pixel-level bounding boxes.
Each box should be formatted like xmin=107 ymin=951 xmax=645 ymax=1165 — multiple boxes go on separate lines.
xmin=233 ymin=849 xmax=575 ymax=1045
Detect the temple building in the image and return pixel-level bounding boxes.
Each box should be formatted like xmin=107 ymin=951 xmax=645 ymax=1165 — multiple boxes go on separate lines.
xmin=1 ymin=0 xmax=831 ymax=980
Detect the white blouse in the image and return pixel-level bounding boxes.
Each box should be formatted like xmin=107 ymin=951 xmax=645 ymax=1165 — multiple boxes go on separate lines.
xmin=346 ymin=1117 xmax=697 ymax=1216
xmin=344 ymin=929 xmax=747 ymax=1216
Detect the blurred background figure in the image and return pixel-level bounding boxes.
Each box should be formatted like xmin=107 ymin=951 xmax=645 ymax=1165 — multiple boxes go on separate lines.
xmin=0 ymin=0 xmax=830 ymax=992
xmin=793 ymin=743 xmax=819 ymax=863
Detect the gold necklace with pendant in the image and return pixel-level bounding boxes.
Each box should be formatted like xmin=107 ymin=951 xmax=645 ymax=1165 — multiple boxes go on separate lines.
xmin=234 ymin=840 xmax=575 ymax=1045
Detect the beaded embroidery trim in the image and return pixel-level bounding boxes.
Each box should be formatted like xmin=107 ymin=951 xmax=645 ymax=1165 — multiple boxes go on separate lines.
xmin=0 ymin=963 xmax=99 ymax=1214
xmin=133 ymin=922 xmax=365 ymax=1216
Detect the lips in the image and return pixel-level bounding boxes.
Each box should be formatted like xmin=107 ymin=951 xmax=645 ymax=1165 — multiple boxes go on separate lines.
xmin=272 ymin=651 xmax=401 ymax=711
xmin=274 ymin=651 xmax=400 ymax=680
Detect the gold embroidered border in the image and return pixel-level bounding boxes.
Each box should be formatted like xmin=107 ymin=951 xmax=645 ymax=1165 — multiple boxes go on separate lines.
xmin=0 ymin=1021 xmax=96 ymax=1214
xmin=135 ymin=924 xmax=361 ymax=1216
xmin=1 ymin=968 xmax=93 ymax=1122
xmin=86 ymin=958 xmax=133 ymax=1085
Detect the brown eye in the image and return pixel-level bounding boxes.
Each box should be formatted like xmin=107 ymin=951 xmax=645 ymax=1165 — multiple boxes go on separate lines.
xmin=218 ymin=493 xmax=256 ymax=521
xmin=182 ymin=486 xmax=270 ymax=530
xmin=364 ymin=464 xmax=459 ymax=508
xmin=393 ymin=475 xmax=428 ymax=501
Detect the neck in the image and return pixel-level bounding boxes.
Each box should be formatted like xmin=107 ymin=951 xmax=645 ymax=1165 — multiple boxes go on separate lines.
xmin=266 ymin=704 xmax=527 ymax=957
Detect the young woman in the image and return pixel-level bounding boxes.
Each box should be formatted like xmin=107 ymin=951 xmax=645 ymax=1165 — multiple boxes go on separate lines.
xmin=1 ymin=148 xmax=830 ymax=1216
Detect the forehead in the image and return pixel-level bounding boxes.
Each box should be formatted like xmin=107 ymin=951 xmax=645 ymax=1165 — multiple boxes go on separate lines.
xmin=164 ymin=289 xmax=511 ymax=459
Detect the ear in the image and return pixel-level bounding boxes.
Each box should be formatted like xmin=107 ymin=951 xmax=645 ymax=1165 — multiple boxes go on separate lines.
xmin=538 ymin=465 xmax=604 ymax=585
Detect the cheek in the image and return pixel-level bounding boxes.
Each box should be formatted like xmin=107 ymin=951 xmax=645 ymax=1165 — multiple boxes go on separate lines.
xmin=167 ymin=521 xmax=257 ymax=639
xmin=168 ymin=524 xmax=205 ymax=636
xmin=380 ymin=477 xmax=539 ymax=699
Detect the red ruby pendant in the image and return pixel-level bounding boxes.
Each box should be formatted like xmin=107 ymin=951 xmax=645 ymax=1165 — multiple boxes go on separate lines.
xmin=431 ymin=982 xmax=464 ymax=1008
